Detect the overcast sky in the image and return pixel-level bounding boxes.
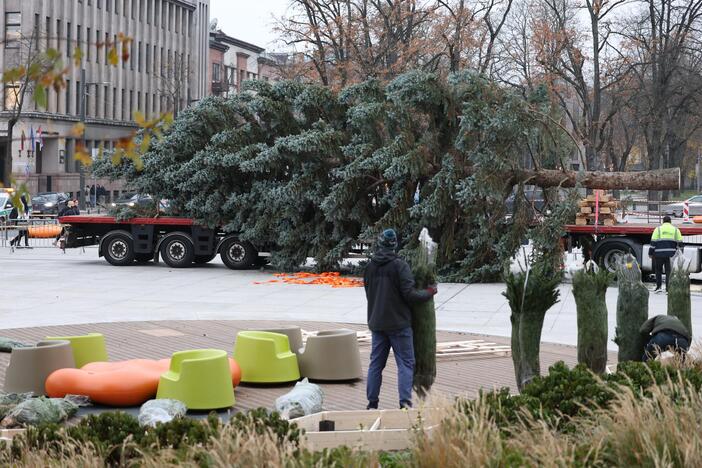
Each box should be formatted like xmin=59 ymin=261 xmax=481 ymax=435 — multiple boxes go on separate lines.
xmin=210 ymin=0 xmax=291 ymax=50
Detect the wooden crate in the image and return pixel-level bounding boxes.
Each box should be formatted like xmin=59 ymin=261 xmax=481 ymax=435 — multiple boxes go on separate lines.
xmin=599 ymin=207 xmax=612 ymax=214
xmin=0 ymin=429 xmax=25 ymax=441
xmin=293 ymin=409 xmax=441 ymax=451
xmin=580 ymin=206 xmax=592 ymax=214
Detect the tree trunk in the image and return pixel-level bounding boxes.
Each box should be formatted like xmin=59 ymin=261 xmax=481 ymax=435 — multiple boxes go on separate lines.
xmin=572 ymin=266 xmax=612 ymax=374
xmin=2 ymin=122 xmax=14 ymax=187
xmin=513 ymin=167 xmax=679 ymax=191
xmin=667 ymin=254 xmax=692 ymax=337
xmin=614 ymin=255 xmax=649 ymax=362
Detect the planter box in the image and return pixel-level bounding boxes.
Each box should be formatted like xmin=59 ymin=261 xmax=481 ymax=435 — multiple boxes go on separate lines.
xmin=292 ymin=408 xmax=440 ymax=451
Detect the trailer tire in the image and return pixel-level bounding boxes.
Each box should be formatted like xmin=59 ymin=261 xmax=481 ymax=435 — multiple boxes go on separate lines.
xmin=160 ymin=234 xmax=195 ymax=268
xmin=194 ymin=254 xmax=217 ymax=264
xmin=103 ymin=231 xmax=135 ymax=266
xmin=220 ymin=238 xmax=256 ymax=270
xmin=594 ymin=240 xmax=639 ymax=273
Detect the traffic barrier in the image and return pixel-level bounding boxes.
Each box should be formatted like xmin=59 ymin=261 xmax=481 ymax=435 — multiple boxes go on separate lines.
xmin=1 ymin=218 xmax=64 ymax=249
xmin=684 ymin=201 xmax=691 ymax=223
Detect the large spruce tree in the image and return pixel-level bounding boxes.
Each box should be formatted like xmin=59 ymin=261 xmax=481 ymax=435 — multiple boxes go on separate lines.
xmin=95 ymin=72 xmax=575 ymax=278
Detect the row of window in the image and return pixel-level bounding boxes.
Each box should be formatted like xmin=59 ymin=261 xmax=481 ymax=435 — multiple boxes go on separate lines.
xmin=212 ymin=64 xmax=258 ymax=85
xmin=4 ymin=81 xmax=184 ymax=121
xmin=78 ymin=0 xmax=193 ymax=36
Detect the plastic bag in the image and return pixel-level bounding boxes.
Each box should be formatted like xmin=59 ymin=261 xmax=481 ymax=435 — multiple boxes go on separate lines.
xmin=138 ymin=399 xmax=187 ymax=427
xmin=275 ymin=378 xmax=324 ymax=419
xmin=4 ymin=397 xmax=79 ymax=426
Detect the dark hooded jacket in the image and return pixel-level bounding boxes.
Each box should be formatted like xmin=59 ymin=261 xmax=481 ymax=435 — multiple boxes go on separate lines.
xmin=363 ymin=247 xmax=432 ymax=332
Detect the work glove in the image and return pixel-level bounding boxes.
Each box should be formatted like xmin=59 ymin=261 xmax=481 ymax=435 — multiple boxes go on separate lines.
xmin=426 ymin=284 xmax=438 ymax=296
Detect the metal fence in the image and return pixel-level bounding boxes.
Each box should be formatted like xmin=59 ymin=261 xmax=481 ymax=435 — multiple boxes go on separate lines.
xmin=1 ymin=218 xmax=65 ymax=250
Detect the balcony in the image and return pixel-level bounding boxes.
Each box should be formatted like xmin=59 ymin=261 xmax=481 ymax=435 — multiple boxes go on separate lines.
xmin=211 ymin=81 xmax=227 ymax=95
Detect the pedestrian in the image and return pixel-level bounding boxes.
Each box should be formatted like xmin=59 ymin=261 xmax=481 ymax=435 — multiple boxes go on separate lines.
xmin=640 ymin=314 xmax=691 ymax=361
xmin=90 ymin=184 xmax=96 ymax=208
xmin=54 ymin=201 xmax=79 ymax=245
xmin=364 ymin=228 xmax=437 ymax=410
xmin=648 ymin=215 xmax=683 ymax=292
xmin=9 ymin=195 xmax=29 ymax=248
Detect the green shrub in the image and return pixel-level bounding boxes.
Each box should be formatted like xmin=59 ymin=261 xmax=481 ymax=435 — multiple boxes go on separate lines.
xmin=230 ymin=407 xmax=302 ymax=448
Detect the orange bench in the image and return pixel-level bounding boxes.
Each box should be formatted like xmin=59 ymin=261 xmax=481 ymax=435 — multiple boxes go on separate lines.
xmin=46 ymin=358 xmax=241 ymax=407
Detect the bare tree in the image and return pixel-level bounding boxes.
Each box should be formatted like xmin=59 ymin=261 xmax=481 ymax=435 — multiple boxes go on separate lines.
xmin=1 ymin=25 xmax=51 ymax=186
xmin=157 ymin=52 xmax=191 ymax=117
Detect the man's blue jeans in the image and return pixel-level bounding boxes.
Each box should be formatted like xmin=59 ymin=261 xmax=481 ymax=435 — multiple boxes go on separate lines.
xmin=366 ymin=327 xmax=415 ymax=408
xmin=643 ymin=330 xmax=690 ymax=361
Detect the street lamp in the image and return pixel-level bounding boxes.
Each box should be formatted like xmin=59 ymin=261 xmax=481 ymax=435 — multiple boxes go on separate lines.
xmin=78 ymin=68 xmax=111 ymax=211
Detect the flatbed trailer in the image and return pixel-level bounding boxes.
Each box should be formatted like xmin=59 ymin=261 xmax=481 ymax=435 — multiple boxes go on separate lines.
xmin=58 ymin=215 xmax=263 ymax=269
xmin=564 ymin=223 xmax=702 ymax=273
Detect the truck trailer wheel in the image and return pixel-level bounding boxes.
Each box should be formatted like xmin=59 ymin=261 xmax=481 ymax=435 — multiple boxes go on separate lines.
xmin=160 ymin=234 xmax=195 ymax=268
xmin=220 ymin=238 xmax=256 ymax=270
xmin=594 ymin=241 xmax=638 ymax=273
xmin=103 ymin=232 xmax=135 ymax=266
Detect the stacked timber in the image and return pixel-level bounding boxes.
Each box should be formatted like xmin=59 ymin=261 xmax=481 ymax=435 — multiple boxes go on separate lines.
xmin=575 ymin=191 xmax=619 ymax=226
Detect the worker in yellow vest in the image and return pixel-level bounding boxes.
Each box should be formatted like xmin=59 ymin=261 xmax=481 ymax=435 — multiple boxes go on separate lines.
xmin=649 ymin=216 xmax=683 ymax=292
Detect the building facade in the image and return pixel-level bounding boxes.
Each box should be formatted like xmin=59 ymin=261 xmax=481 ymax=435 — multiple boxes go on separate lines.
xmin=0 ymin=0 xmax=210 ymax=197
xmin=208 ymin=30 xmax=268 ymax=97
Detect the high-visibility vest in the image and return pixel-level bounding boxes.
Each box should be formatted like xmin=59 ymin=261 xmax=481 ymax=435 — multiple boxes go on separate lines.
xmin=651 ymin=222 xmax=683 ymax=257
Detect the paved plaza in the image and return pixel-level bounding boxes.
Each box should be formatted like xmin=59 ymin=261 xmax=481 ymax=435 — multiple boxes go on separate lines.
xmin=2 ymin=247 xmax=701 ymax=350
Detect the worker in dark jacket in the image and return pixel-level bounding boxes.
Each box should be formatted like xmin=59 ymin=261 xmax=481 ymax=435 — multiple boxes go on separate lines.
xmin=9 ymin=195 xmax=29 ymax=247
xmin=640 ymin=315 xmax=691 ymax=361
xmin=649 ymin=216 xmax=683 ymax=292
xmin=364 ymin=228 xmax=437 ymax=410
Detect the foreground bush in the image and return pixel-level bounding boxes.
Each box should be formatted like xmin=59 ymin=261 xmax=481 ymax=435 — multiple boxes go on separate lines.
xmin=3 ymin=361 xmax=702 ymax=466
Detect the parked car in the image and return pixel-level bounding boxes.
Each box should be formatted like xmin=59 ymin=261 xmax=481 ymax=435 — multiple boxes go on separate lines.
xmin=110 ymin=193 xmax=169 ymax=211
xmin=31 ymin=192 xmax=68 ymax=215
xmin=0 ymin=192 xmax=13 ymax=222
xmin=663 ymin=194 xmax=702 ymax=217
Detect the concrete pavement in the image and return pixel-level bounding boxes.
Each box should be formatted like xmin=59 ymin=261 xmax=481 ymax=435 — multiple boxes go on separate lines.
xmin=2 ymin=246 xmax=701 ymax=350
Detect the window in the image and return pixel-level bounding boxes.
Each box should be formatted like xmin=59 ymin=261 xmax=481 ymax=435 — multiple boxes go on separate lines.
xmin=95 ymin=30 xmax=100 ymax=63
xmin=87 ymin=27 xmax=91 ymax=61
xmin=76 ymin=80 xmax=80 ymax=115
xmin=103 ymin=85 xmax=108 ymax=118
xmin=139 ymin=0 xmax=144 ymax=21
xmin=105 ymin=32 xmax=109 ymax=62
xmin=175 ymin=6 xmax=179 ymax=33
xmin=98 ymin=0 xmax=102 ymax=8
xmin=76 ymin=25 xmax=81 ymax=60
xmin=115 ymin=0 xmax=120 ymax=15
xmin=65 ymin=79 xmax=71 ymax=114
xmin=34 ymin=14 xmax=39 ymax=48
xmin=130 ymin=41 xmax=135 ymax=70
xmin=145 ymin=42 xmax=150 ymax=73
xmin=129 ymin=90 xmax=133 ymax=119
xmin=121 ymin=88 xmax=126 ymax=119
xmin=146 ymin=0 xmax=150 ymax=24
xmin=145 ymin=93 xmax=150 ymax=118
xmin=161 ymin=1 xmax=166 ymax=28
xmin=45 ymin=16 xmax=51 ymax=49
xmin=212 ymin=63 xmax=221 ymax=82
xmin=132 ymin=0 xmax=137 ymax=19
xmin=137 ymin=41 xmax=141 ymax=71
xmin=112 ymin=87 xmax=117 ymax=119
xmin=106 ymin=0 xmax=111 ymax=12
xmin=167 ymin=3 xmax=171 ymax=31
xmin=67 ymin=22 xmax=72 ymax=58
xmin=137 ymin=91 xmax=141 ymax=113
xmin=153 ymin=45 xmax=157 ymax=74
xmin=154 ymin=0 xmax=159 ymax=26
xmin=4 ymin=12 xmax=21 ymax=49
xmin=4 ymin=84 xmax=19 ymax=110
xmin=56 ymin=20 xmax=62 ymax=54
xmin=152 ymin=92 xmax=156 ymax=114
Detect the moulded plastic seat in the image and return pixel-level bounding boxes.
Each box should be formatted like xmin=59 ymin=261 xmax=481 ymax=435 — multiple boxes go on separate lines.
xmin=298 ymin=329 xmax=363 ymax=381
xmin=3 ymin=340 xmax=75 ymax=395
xmin=233 ymin=331 xmax=300 ymax=383
xmin=254 ymin=326 xmax=303 ymax=354
xmin=46 ymin=358 xmax=241 ymax=407
xmin=45 ymin=333 xmax=108 ymax=368
xmin=156 ymin=349 xmax=235 ymax=410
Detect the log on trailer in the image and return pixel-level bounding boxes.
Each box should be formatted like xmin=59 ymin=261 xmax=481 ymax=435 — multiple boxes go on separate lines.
xmin=513 ymin=168 xmax=679 ymax=190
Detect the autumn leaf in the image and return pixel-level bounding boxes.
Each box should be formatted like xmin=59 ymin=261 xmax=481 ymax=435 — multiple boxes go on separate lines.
xmin=108 ymin=46 xmax=119 ymax=66
xmin=74 ymin=142 xmax=92 ymax=166
xmin=73 ymin=47 xmax=84 ymax=67
xmin=70 ymin=122 xmax=86 ymax=138
xmin=46 ymin=48 xmax=60 ymax=60
xmin=140 ymin=133 xmax=151 ymax=153
xmin=133 ymin=111 xmax=145 ymax=125
xmin=2 ymin=66 xmax=25 ymax=83
xmin=33 ymin=86 xmax=48 ymax=109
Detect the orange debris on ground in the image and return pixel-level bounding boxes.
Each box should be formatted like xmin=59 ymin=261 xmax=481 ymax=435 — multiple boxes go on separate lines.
xmin=253 ymin=271 xmax=364 ymax=288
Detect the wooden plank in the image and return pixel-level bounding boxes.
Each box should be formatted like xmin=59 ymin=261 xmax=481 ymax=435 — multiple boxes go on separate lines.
xmin=599 ymin=207 xmax=612 ymax=214
xmin=580 ymin=206 xmax=592 ymax=214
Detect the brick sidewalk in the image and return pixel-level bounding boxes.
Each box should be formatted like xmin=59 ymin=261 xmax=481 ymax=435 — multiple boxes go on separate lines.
xmin=0 ymin=320 xmax=613 ymax=412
